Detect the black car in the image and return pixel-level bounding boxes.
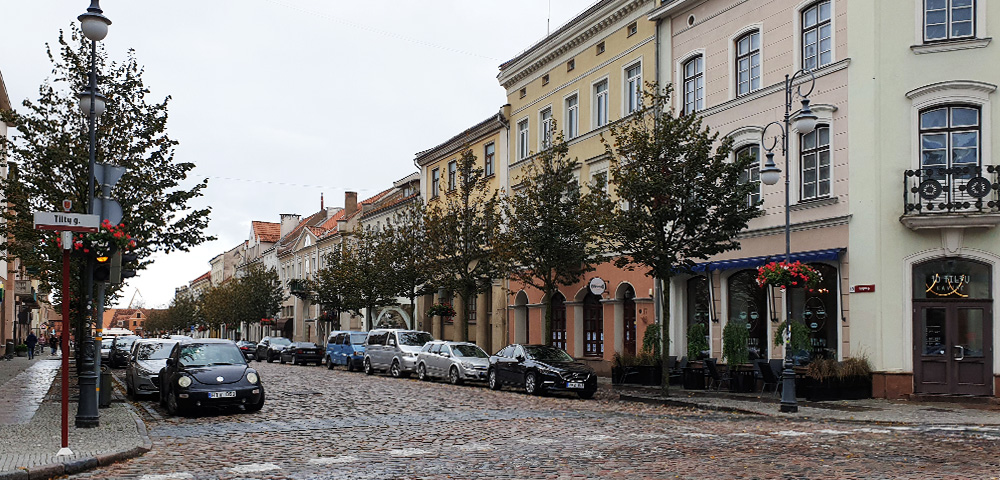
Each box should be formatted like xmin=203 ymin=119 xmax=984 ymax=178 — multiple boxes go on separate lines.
xmin=488 ymin=344 xmax=597 ymax=399
xmin=236 ymin=340 xmax=257 ymax=360
xmin=279 ymin=342 xmax=323 ymax=366
xmin=109 ymin=335 xmax=140 ymax=368
xmin=255 ymin=336 xmax=292 ymax=363
xmin=158 ymin=339 xmax=265 ymax=416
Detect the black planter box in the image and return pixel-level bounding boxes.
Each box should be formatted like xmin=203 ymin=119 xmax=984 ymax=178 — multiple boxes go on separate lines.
xmin=612 ymin=365 xmax=662 ymax=386
xmin=682 ymin=366 xmax=705 ymax=390
xmin=804 ymin=376 xmax=873 ymax=401
xmin=728 ymin=368 xmax=757 ymax=393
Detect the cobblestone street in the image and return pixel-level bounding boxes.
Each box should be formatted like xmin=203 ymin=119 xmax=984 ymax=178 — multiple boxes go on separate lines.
xmin=56 ymin=361 xmax=999 ymax=479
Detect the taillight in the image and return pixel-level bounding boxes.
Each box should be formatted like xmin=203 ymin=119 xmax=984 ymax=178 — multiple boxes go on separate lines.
xmin=296 ymin=349 xmax=304 ymax=354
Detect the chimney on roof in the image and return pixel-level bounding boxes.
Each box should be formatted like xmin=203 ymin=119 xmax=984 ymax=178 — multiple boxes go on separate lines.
xmin=320 ymin=193 xmax=324 ymax=210
xmin=345 ymin=191 xmax=358 ymax=217
xmin=279 ymin=213 xmax=300 ymax=239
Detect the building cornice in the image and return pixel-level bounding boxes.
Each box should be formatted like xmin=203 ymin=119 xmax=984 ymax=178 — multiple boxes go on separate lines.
xmin=414 ymin=112 xmax=507 ymax=167
xmin=905 ymin=80 xmax=997 ymax=100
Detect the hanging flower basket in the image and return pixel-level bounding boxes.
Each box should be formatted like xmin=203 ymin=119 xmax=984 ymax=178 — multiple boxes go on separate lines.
xmin=426 ymin=303 xmax=456 ymax=318
xmin=53 ymin=219 xmax=136 ymax=256
xmin=756 ymin=261 xmax=823 ymax=290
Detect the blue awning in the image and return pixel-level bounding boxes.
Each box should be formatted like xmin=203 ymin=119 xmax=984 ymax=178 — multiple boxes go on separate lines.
xmin=691 ymin=248 xmax=844 ymax=273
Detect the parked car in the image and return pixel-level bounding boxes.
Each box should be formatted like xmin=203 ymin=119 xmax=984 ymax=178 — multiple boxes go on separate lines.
xmin=100 ymin=338 xmax=113 ymax=362
xmin=164 ymin=335 xmax=193 ymax=340
xmin=488 ymin=344 xmax=597 ymax=399
xmin=109 ymin=335 xmax=140 ymax=368
xmin=255 ymin=336 xmax=292 ymax=363
xmin=158 ymin=339 xmax=264 ymax=416
xmin=325 ymin=331 xmax=368 ymax=371
xmin=236 ymin=341 xmax=257 ymax=360
xmin=279 ymin=342 xmax=323 ymax=366
xmin=416 ymin=341 xmax=490 ymax=385
xmin=363 ymin=329 xmax=433 ymax=378
xmin=125 ymin=339 xmax=178 ymax=398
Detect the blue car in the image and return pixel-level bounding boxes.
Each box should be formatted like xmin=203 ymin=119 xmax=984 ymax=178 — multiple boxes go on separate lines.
xmin=325 ymin=331 xmax=368 ymax=371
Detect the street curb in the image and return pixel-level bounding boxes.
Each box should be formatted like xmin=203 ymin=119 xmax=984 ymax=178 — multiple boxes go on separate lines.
xmin=0 ymin=378 xmax=153 ymax=480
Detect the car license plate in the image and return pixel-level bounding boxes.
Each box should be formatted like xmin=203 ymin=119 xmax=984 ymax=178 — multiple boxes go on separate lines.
xmin=208 ymin=391 xmax=236 ymax=399
xmin=567 ymin=381 xmax=585 ymax=389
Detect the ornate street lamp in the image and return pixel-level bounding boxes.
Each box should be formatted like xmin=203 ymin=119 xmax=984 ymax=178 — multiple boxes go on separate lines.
xmin=759 ymin=69 xmax=817 ymax=414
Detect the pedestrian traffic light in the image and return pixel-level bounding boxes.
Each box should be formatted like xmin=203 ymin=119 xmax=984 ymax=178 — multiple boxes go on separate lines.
xmin=94 ymin=254 xmax=111 ymax=282
xmin=110 ymin=251 xmax=138 ymax=284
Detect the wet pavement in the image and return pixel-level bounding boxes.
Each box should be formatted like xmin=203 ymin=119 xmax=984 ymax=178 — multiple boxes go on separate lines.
xmin=60 ymin=359 xmax=1000 ymax=479
xmin=0 ymin=357 xmax=59 ymax=425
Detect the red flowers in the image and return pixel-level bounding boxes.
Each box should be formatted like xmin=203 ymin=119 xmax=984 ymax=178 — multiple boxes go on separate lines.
xmin=757 ymin=261 xmax=823 ymax=290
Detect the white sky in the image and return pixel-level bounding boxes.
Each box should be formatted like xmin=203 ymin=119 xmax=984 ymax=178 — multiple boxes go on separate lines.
xmin=3 ymin=1 xmax=591 ymax=308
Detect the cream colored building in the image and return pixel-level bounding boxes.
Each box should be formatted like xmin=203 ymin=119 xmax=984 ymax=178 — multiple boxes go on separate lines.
xmin=849 ymin=0 xmax=999 ymax=398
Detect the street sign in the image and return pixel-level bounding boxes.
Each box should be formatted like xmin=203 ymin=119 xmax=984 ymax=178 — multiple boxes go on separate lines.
xmin=850 ymin=284 xmax=875 ymax=293
xmin=92 ymin=197 xmax=123 ymax=225
xmin=33 ymin=212 xmax=100 ymax=232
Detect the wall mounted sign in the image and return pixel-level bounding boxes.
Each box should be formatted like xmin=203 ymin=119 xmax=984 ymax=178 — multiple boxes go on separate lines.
xmin=850 ymin=284 xmax=875 ymax=293
xmin=925 ymin=273 xmax=970 ymax=298
xmin=588 ymin=277 xmax=606 ymax=296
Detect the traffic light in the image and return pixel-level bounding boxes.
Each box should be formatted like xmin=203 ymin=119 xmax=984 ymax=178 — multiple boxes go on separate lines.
xmin=94 ymin=254 xmax=111 ymax=282
xmin=110 ymin=251 xmax=138 ymax=284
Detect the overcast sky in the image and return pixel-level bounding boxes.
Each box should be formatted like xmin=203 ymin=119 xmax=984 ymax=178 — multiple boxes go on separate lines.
xmin=3 ymin=1 xmax=590 ymax=309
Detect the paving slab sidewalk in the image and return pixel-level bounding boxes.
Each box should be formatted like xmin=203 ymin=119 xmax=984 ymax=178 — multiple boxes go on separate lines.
xmin=0 ymin=357 xmax=151 ymax=480
xmin=605 ymin=381 xmax=1000 ymax=427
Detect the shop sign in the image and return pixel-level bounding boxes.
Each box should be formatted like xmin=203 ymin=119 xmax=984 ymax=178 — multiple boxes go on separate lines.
xmin=849 ymin=284 xmax=875 ymax=293
xmin=589 ymin=277 xmax=606 ymax=296
xmin=14 ymin=280 xmax=32 ymax=297
xmin=925 ymin=273 xmax=969 ymax=298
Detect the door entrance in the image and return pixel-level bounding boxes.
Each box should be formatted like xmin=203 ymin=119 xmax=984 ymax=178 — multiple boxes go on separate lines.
xmin=914 ymin=303 xmax=993 ymax=395
xmin=623 ymin=286 xmax=636 ymax=356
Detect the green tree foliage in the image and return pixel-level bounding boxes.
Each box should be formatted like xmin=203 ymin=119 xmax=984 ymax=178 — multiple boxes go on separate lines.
xmin=0 ymin=27 xmax=212 ymax=316
xmin=198 ymin=265 xmax=284 ymax=337
xmin=423 ymin=149 xmax=510 ymax=341
xmin=313 ymin=228 xmax=398 ymax=330
xmin=382 ymin=204 xmax=431 ymax=330
xmin=604 ymin=83 xmax=762 ymax=392
xmin=143 ymin=291 xmax=201 ymax=335
xmin=200 ymin=282 xmax=238 ymax=334
xmin=506 ymin=130 xmax=612 ymax=346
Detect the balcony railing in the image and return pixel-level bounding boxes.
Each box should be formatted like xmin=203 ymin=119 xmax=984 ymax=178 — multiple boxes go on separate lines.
xmin=902 ymin=165 xmax=1000 ymax=230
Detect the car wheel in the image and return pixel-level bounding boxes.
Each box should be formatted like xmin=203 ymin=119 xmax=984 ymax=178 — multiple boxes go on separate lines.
xmin=125 ymin=381 xmax=135 ymax=398
xmin=267 ymin=352 xmax=274 ymax=363
xmin=255 ymin=354 xmax=261 ymax=363
xmin=389 ymin=360 xmax=401 ymax=378
xmin=166 ymin=389 xmax=186 ymax=416
xmin=417 ymin=363 xmax=428 ymax=381
xmin=364 ymin=358 xmax=374 ymax=376
xmin=449 ymin=366 xmax=464 ymax=386
xmin=326 ymin=356 xmax=334 ymax=370
xmin=346 ymin=359 xmax=354 ymax=372
xmin=280 ymin=354 xmax=287 ymax=364
xmin=292 ymin=355 xmax=298 ymax=365
xmin=525 ymin=372 xmax=541 ymax=395
xmin=578 ymin=390 xmax=595 ymax=400
xmin=488 ymin=369 xmax=500 ymax=390
xmin=245 ymin=388 xmax=265 ymax=413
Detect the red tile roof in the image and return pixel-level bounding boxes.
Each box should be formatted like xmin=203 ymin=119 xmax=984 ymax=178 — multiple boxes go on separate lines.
xmin=251 ymin=221 xmax=281 ymax=243
xmin=192 ymin=271 xmax=211 ymax=284
xmin=316 ymin=208 xmax=347 ymax=231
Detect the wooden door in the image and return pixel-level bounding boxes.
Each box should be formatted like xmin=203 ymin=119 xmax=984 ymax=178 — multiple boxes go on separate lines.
xmin=914 ymin=303 xmax=993 ymax=395
xmin=623 ymin=296 xmax=637 ymax=356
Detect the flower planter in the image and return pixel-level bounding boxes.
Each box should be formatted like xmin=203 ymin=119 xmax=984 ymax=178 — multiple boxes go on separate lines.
xmin=728 ymin=366 xmax=757 ymax=393
xmin=804 ymin=376 xmax=873 ymax=401
xmin=682 ymin=366 xmax=705 ymax=390
xmin=16 ymin=351 xmax=27 ymax=357
xmin=612 ymin=365 xmax=662 ymax=386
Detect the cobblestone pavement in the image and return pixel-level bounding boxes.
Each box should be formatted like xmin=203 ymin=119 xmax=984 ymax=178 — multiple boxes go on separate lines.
xmin=66 ymin=361 xmax=1000 ymax=480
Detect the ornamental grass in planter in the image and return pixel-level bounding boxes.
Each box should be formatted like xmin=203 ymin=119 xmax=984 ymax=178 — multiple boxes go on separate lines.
xmin=722 ymin=320 xmax=755 ymax=392
xmin=803 ymin=356 xmax=873 ymax=401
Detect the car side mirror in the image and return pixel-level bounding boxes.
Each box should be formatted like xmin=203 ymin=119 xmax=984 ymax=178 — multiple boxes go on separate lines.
xmin=515 ymin=355 xmax=525 ymax=362
xmin=441 ymin=352 xmax=451 ymax=358
xmin=165 ymin=358 xmax=174 ymax=367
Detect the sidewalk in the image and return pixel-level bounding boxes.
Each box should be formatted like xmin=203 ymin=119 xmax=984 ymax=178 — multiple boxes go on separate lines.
xmin=0 ymin=355 xmax=151 ymax=480
xmin=603 ymin=380 xmax=1000 ymax=427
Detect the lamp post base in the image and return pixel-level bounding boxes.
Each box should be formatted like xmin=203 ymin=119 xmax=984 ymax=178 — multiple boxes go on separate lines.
xmin=779 ymin=363 xmax=798 ymax=413
xmin=779 ymin=402 xmax=798 ymax=413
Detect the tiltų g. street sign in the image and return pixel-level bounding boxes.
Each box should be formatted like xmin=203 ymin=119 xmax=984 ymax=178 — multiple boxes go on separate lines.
xmin=33 ymin=212 xmax=100 ymax=233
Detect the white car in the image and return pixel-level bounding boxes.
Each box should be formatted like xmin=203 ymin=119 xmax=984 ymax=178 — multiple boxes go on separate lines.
xmin=100 ymin=338 xmax=113 ymax=362
xmin=416 ymin=341 xmax=490 ymax=384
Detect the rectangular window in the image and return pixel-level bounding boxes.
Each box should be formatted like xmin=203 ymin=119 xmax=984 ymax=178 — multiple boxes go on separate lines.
xmin=484 ymin=143 xmax=495 ymax=177
xmin=517 ymin=119 xmax=530 ymax=160
xmin=736 ymin=146 xmax=761 ymax=206
xmin=594 ymin=80 xmax=609 ymax=127
xmin=447 ymin=160 xmax=457 ymax=191
xmin=431 ymin=168 xmax=440 ymax=197
xmin=540 ymin=107 xmax=553 ymax=149
xmin=596 ymin=41 xmax=605 ymax=55
xmin=625 ymin=62 xmax=642 ymax=114
xmin=567 ymin=59 xmax=575 ymax=71
xmin=542 ymin=74 xmax=550 ymax=86
xmin=627 ymin=22 xmax=638 ymax=37
xmin=565 ymin=95 xmax=578 ymax=139
xmin=800 ymin=125 xmax=831 ymax=200
xmin=925 ymin=0 xmax=975 ymax=42
xmin=466 ymin=294 xmax=477 ymax=325
xmin=519 ymin=87 xmax=527 ymax=98
xmin=591 ymin=170 xmax=608 ymax=194
xmin=683 ymin=56 xmax=704 ymax=115
xmin=803 ymin=1 xmax=833 ymax=70
xmin=736 ymin=31 xmax=761 ymax=96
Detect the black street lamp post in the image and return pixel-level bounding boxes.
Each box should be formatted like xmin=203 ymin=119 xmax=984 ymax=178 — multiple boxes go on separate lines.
xmin=74 ymin=0 xmax=111 ymax=428
xmin=759 ymin=69 xmax=818 ymax=414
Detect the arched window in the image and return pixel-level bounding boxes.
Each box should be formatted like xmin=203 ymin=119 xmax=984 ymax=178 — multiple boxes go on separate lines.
xmin=683 ymin=56 xmax=704 ymax=115
xmin=622 ymin=286 xmax=637 ymax=355
xmin=686 ymin=276 xmax=710 ymax=330
xmin=551 ymin=292 xmax=566 ymax=350
xmin=800 ymin=124 xmax=831 ymax=200
xmin=920 ymin=105 xmax=980 ymax=174
xmin=727 ymin=270 xmax=768 ymax=359
xmin=583 ymin=292 xmax=604 ymax=357
xmin=802 ymin=1 xmax=832 ymax=70
xmin=790 ymin=263 xmax=839 ymax=359
xmin=735 ymin=31 xmax=760 ymax=96
xmin=736 ymin=145 xmax=761 ymax=206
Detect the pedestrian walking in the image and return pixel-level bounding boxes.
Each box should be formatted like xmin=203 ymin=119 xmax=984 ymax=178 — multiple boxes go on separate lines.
xmin=25 ymin=332 xmax=38 ymax=360
xmin=49 ymin=335 xmax=59 ymax=355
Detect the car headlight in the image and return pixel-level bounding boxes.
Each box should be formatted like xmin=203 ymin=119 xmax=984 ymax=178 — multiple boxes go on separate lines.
xmin=354 ymin=351 xmax=364 ymax=356
xmin=246 ymin=372 xmax=259 ymax=384
xmin=404 ymin=352 xmax=418 ymax=358
xmin=177 ymin=376 xmax=192 ymax=388
xmin=461 ymin=362 xmax=475 ymax=369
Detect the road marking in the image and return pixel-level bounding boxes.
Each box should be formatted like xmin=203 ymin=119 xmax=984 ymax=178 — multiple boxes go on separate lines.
xmin=772 ymin=431 xmax=812 ymax=437
xmin=227 ymin=463 xmax=280 ymax=474
xmin=852 ymin=428 xmax=891 ymax=434
xmin=457 ymin=443 xmax=493 ymax=452
xmin=817 ymin=429 xmax=851 ymax=435
xmin=577 ymin=434 xmax=613 ymax=441
xmin=140 ymin=474 xmax=194 ymax=480
xmin=388 ymin=448 xmax=429 ymax=457
xmin=309 ymin=455 xmax=359 ymax=464
xmin=682 ymin=433 xmax=717 ymax=438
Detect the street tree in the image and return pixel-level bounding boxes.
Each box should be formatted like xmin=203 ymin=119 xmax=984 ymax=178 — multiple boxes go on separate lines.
xmin=0 ymin=27 xmax=212 ymax=319
xmin=313 ymin=228 xmax=398 ymax=331
xmin=383 ymin=204 xmax=431 ymax=330
xmin=506 ymin=131 xmax=612 ymax=346
xmin=603 ymin=84 xmax=762 ymax=392
xmin=232 ymin=265 xmax=285 ymax=339
xmin=200 ymin=282 xmax=238 ymax=336
xmin=423 ymin=149 xmax=509 ymax=342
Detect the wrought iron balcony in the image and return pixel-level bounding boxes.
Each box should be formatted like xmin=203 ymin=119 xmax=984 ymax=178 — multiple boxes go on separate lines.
xmin=901 ymin=165 xmax=1000 ymax=230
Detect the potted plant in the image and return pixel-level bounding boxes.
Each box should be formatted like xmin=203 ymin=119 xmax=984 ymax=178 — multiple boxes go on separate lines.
xmin=14 ymin=343 xmax=28 ymax=357
xmin=803 ymin=356 xmax=873 ymax=401
xmin=426 ymin=303 xmax=456 ymax=318
xmin=757 ymin=261 xmax=823 ymax=290
xmin=612 ymin=327 xmax=663 ymax=386
xmin=683 ymin=323 xmax=710 ymax=389
xmin=722 ymin=320 xmax=755 ymax=392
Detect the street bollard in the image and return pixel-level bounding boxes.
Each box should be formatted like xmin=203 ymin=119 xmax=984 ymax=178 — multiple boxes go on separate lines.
xmin=99 ymin=365 xmax=112 ymax=408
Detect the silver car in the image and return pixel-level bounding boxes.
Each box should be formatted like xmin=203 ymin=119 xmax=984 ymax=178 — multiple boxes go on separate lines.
xmin=416 ymin=341 xmax=490 ymax=385
xmin=125 ymin=339 xmax=178 ymax=398
xmin=363 ymin=329 xmax=433 ymax=378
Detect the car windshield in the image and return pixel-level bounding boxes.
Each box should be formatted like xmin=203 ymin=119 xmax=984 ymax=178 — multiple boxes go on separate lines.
xmin=398 ymin=332 xmax=433 ymax=346
xmin=524 ymin=345 xmax=574 ymax=362
xmin=351 ymin=334 xmax=367 ymax=345
xmin=117 ymin=339 xmax=136 ymax=350
xmin=270 ymin=338 xmax=291 ymax=346
xmin=101 ymin=339 xmax=113 ymax=348
xmin=452 ymin=344 xmax=488 ymax=358
xmin=136 ymin=342 xmax=176 ymax=361
xmin=178 ymin=343 xmax=247 ymax=367
xmin=295 ymin=343 xmax=318 ymax=349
